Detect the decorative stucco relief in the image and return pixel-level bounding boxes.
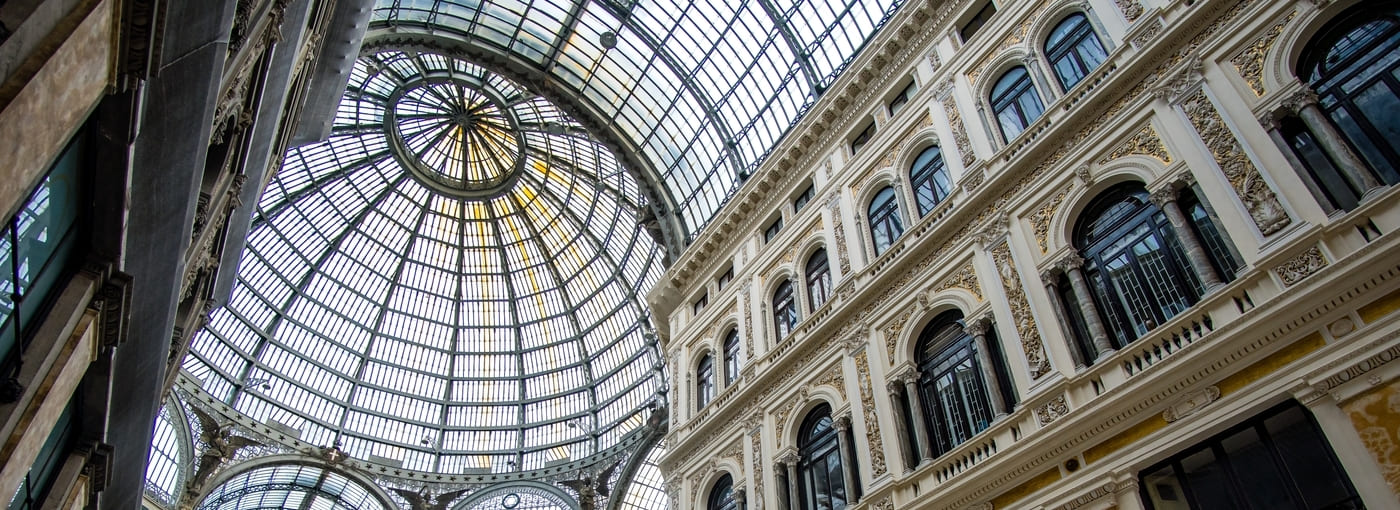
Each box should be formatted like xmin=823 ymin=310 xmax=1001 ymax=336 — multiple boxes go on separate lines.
xmin=935 ymin=262 xmax=984 ymax=301
xmin=938 ymin=84 xmax=978 ymax=167
xmin=854 ymin=351 xmax=887 ymax=477
xmin=1035 ymin=395 xmax=1070 ymax=426
xmin=966 ymin=0 xmax=1051 ymax=85
xmin=826 ymin=193 xmax=852 ymax=274
xmin=749 ymin=426 xmax=764 ymax=509
xmin=883 ymin=309 xmax=916 ymax=363
xmin=1343 ymin=377 xmax=1400 ymax=495
xmin=992 ymin=241 xmax=1051 ymax=379
xmin=1029 ymin=190 xmax=1068 ymax=254
xmin=1098 ymin=124 xmax=1173 ymax=165
xmin=878 ymin=112 xmax=936 ymax=168
xmin=1230 ymin=11 xmax=1295 ymax=97
xmin=1181 ymin=90 xmax=1291 ymax=236
xmin=1274 ymin=245 xmax=1329 ymax=287
xmin=1115 ymin=0 xmax=1144 ymax=23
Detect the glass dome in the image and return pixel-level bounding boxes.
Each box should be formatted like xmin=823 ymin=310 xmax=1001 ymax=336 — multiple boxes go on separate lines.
xmin=184 ymin=50 xmax=666 ymax=474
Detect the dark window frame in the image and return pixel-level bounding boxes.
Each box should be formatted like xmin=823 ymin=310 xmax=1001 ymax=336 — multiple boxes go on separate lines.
xmin=909 ymin=146 xmax=952 ymax=217
xmin=990 ymin=67 xmax=1046 ymax=141
xmin=959 ymin=1 xmax=998 ymax=42
xmin=773 ymin=280 xmax=799 ymax=339
xmin=794 ymin=185 xmax=815 ymax=212
xmin=765 ymin=217 xmax=784 ymax=243
xmin=798 ymin=404 xmax=848 ymax=510
xmin=868 ymin=187 xmax=904 ymax=256
xmin=805 ymin=249 xmax=831 ymax=310
xmin=709 ymin=473 xmax=738 ymax=510
xmin=723 ymin=329 xmax=740 ymax=385
xmin=915 ymin=311 xmax=995 ymax=457
xmin=1044 ymin=13 xmax=1109 ymax=91
xmin=696 ymin=353 xmax=715 ymax=410
xmin=850 ymin=121 xmax=876 ymax=154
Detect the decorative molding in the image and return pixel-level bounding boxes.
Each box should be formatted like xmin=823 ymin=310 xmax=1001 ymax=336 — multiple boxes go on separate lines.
xmin=935 ymin=262 xmax=984 ymax=301
xmin=1274 ymin=245 xmax=1329 ymax=287
xmin=1115 ymin=0 xmax=1144 ymax=23
xmin=1181 ymin=89 xmax=1291 ymax=235
xmin=991 ymin=241 xmax=1051 ymax=379
xmin=1029 ymin=190 xmax=1068 ymax=254
xmin=1055 ymin=482 xmax=1118 ymax=510
xmin=749 ymin=427 xmax=764 ymax=510
xmin=1161 ymin=385 xmax=1221 ymax=423
xmin=855 ymin=351 xmax=887 ymax=477
xmin=878 ymin=112 xmax=936 ymax=168
xmin=1097 ymin=124 xmax=1172 ymax=165
xmin=1313 ymin=340 xmax=1400 ymax=394
xmin=1230 ymin=11 xmax=1296 ymax=97
xmin=1035 ymin=395 xmax=1070 ymax=426
xmin=966 ymin=0 xmax=1053 ymax=85
xmin=939 ymin=82 xmax=979 ymax=167
xmin=827 ymin=194 xmax=852 ymax=275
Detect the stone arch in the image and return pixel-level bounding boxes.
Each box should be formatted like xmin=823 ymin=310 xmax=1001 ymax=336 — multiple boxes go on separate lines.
xmin=895 ymin=294 xmax=978 ymax=369
xmin=1049 ymin=162 xmax=1158 ymax=256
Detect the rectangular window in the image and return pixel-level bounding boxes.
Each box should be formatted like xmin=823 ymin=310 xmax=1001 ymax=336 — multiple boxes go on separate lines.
xmin=692 ymin=293 xmax=708 ymax=315
xmin=888 ymin=81 xmax=917 ymax=115
xmin=793 ymin=185 xmax=815 ymax=212
xmin=717 ymin=267 xmax=733 ymax=291
xmin=1139 ymin=401 xmax=1362 ymax=510
xmin=959 ymin=2 xmax=997 ymax=42
xmin=1 ymin=131 xmax=88 ymax=368
xmin=850 ymin=121 xmax=876 ymax=154
xmin=764 ymin=217 xmax=783 ymax=243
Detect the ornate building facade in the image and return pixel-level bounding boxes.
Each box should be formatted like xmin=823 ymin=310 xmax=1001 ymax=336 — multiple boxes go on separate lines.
xmin=651 ymin=0 xmax=1400 ymax=509
xmin=1 ymin=0 xmax=1399 ymax=509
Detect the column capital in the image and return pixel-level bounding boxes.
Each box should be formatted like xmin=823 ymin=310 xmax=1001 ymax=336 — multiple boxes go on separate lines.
xmin=833 ymin=414 xmax=852 ymax=432
xmin=891 ymin=365 xmax=920 ymax=385
xmin=1148 ymin=185 xmax=1178 ymax=207
xmin=1055 ymin=252 xmax=1086 ymax=272
xmin=733 ymin=486 xmax=747 ymax=503
xmin=776 ymin=449 xmax=801 ymax=465
xmin=1040 ymin=266 xmax=1062 ymax=285
xmin=963 ymin=319 xmax=990 ymax=338
xmin=1283 ymin=86 xmax=1321 ymax=113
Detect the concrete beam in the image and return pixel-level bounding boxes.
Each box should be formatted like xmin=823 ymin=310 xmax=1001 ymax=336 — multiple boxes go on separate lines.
xmin=102 ymin=0 xmax=237 ymax=508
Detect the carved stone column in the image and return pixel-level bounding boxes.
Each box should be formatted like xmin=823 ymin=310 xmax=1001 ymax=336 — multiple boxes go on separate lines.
xmin=1041 ymin=269 xmax=1088 ymax=369
xmin=885 ymin=380 xmax=918 ymax=471
xmin=1259 ymin=112 xmax=1347 ymax=212
xmin=1149 ymin=184 xmax=1224 ymax=289
xmin=1058 ymin=254 xmax=1116 ymax=358
xmin=964 ymin=319 xmax=1008 ymax=416
xmin=778 ymin=451 xmax=801 ymax=510
xmin=1286 ymin=88 xmax=1383 ymax=195
xmin=899 ymin=370 xmax=935 ymax=462
xmin=734 ymin=485 xmax=748 ymax=510
xmin=833 ymin=415 xmax=860 ymax=504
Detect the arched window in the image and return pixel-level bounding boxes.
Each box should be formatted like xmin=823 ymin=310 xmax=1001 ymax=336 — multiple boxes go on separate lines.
xmin=697 ymin=353 xmax=715 ymax=409
xmin=1045 ymin=13 xmax=1108 ymax=90
xmin=1075 ymin=184 xmax=1201 ymax=346
xmin=868 ymin=187 xmax=904 ymax=255
xmin=806 ymin=249 xmax=832 ymax=310
xmin=990 ymin=67 xmax=1046 ymax=141
xmin=916 ymin=311 xmax=993 ymax=456
xmin=1295 ymin=5 xmax=1400 ymax=186
xmin=709 ymin=474 xmax=737 ymax=510
xmin=798 ymin=405 xmax=847 ymax=510
xmin=909 ymin=146 xmax=952 ymax=216
xmin=773 ymin=280 xmax=799 ymax=339
xmin=723 ymin=329 xmax=741 ymax=385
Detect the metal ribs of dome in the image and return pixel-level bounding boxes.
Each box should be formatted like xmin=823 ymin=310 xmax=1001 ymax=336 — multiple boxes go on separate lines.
xmin=184 ymin=49 xmax=667 ymax=475
xmin=370 ymin=0 xmax=908 ymax=243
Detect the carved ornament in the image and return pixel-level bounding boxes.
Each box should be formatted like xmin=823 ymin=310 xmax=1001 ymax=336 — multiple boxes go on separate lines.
xmin=1274 ymin=245 xmax=1328 ymax=287
xmin=1230 ymin=11 xmax=1295 ymax=97
xmin=1181 ymin=90 xmax=1291 ymax=235
xmin=1035 ymin=395 xmax=1070 ymax=426
xmin=1161 ymin=386 xmax=1221 ymax=423
xmin=1098 ymin=124 xmax=1173 ymax=165
xmin=992 ymin=242 xmax=1051 ymax=379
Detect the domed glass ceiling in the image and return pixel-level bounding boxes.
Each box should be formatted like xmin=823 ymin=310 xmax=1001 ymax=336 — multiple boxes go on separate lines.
xmin=372 ymin=0 xmax=908 ymax=240
xmin=184 ymin=50 xmax=666 ymax=474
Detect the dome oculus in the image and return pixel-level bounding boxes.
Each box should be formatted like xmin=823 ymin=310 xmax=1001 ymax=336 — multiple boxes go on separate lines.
xmin=387 ymin=78 xmax=525 ymax=198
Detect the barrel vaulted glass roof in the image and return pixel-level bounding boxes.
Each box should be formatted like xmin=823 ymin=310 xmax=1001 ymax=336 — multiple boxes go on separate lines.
xmin=373 ymin=0 xmax=907 ymax=240
xmin=185 ymin=50 xmax=667 ymax=474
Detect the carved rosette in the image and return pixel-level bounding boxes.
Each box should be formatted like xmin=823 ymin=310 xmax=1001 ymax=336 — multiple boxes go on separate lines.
xmin=935 ymin=262 xmax=984 ymax=301
xmin=992 ymin=241 xmax=1051 ymax=379
xmin=826 ymin=194 xmax=852 ymax=274
xmin=854 ymin=351 xmax=887 ymax=477
xmin=1098 ymin=124 xmax=1173 ymax=165
xmin=1035 ymin=395 xmax=1070 ymax=426
xmin=938 ymin=86 xmax=978 ymax=167
xmin=1274 ymin=245 xmax=1328 ymax=287
xmin=1181 ymin=90 xmax=1291 ymax=235
xmin=1029 ymin=191 xmax=1067 ymax=254
xmin=1230 ymin=11 xmax=1295 ymax=97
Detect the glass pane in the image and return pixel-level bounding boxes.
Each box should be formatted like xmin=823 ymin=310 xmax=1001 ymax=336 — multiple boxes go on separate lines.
xmin=826 ymin=451 xmax=846 ymax=510
xmin=1142 ymin=464 xmax=1191 ymax=510
xmin=1264 ymin=407 xmax=1359 ymax=509
xmin=1330 ymin=105 xmax=1396 ymax=177
xmin=1351 ymin=80 xmax=1400 ymax=181
xmin=1179 ymin=448 xmax=1238 ymax=510
xmin=1220 ymin=426 xmax=1294 ymax=509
